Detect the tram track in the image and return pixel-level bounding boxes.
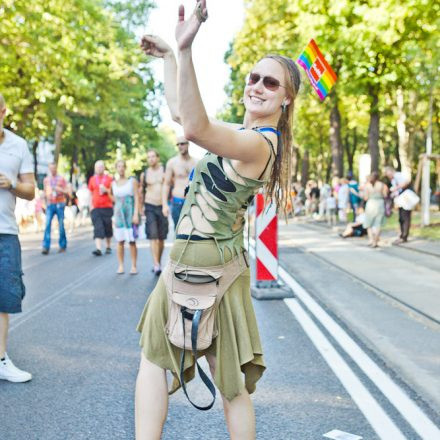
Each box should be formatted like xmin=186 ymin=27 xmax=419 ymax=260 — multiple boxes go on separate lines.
xmin=294 ymin=246 xmax=440 ymax=328
xmin=302 ymin=219 xmax=440 ymax=259
xmin=282 ymin=222 xmax=440 ymax=329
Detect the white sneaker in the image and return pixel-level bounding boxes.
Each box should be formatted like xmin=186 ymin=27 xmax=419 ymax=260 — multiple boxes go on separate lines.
xmin=0 ymin=353 xmax=32 ymax=383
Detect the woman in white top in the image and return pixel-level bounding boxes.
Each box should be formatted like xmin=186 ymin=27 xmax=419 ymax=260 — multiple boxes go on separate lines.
xmin=362 ymin=172 xmax=389 ymax=248
xmin=112 ymin=160 xmax=140 ymax=274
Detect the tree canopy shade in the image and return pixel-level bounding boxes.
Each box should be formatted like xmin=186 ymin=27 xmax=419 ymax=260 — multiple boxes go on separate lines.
xmin=0 ymin=0 xmax=175 ymax=180
xmin=222 ymin=0 xmax=440 ymax=183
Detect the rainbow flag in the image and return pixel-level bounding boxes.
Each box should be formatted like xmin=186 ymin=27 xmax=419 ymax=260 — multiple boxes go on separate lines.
xmin=297 ymin=39 xmax=337 ymax=100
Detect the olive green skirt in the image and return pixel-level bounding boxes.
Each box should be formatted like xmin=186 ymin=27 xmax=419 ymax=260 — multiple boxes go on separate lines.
xmin=136 ymin=239 xmax=266 ymax=401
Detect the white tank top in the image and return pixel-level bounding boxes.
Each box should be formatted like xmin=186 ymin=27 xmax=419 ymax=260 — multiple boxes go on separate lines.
xmin=112 ymin=178 xmax=134 ymax=198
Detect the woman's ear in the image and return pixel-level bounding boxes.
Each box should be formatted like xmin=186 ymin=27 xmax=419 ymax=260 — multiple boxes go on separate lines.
xmin=283 ymin=98 xmax=291 ymax=106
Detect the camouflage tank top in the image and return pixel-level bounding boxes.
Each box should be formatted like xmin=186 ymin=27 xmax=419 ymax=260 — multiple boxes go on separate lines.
xmin=175 ymin=127 xmax=278 ymax=262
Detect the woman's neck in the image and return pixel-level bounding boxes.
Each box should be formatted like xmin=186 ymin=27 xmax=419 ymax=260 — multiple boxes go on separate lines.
xmin=243 ymin=112 xmax=280 ymax=130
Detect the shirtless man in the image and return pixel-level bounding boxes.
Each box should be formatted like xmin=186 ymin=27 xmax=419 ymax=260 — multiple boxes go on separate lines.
xmin=140 ymin=150 xmax=168 ymax=275
xmin=162 ymin=137 xmax=197 ymax=229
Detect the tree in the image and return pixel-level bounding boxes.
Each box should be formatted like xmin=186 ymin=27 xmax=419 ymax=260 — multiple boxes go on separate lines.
xmin=221 ymin=0 xmax=439 ymax=182
xmin=0 ymin=0 xmax=169 ymax=180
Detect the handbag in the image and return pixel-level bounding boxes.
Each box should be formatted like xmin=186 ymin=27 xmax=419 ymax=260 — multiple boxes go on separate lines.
xmin=384 ymin=197 xmax=393 ymax=217
xmin=394 ymin=189 xmax=420 ymax=211
xmin=163 ymin=250 xmax=249 ymax=410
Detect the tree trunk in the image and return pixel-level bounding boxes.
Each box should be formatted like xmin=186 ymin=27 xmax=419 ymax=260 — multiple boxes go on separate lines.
xmin=368 ymin=89 xmax=380 ymax=172
xmin=32 ymin=140 xmax=38 ymax=182
xmin=326 ymin=157 xmax=332 ymax=183
xmin=53 ymin=119 xmax=64 ymax=165
xmin=301 ymin=150 xmax=309 ymax=187
xmin=329 ymin=98 xmax=344 ymax=177
xmin=317 ymin=126 xmax=325 ymax=185
xmin=344 ymin=128 xmax=357 ymax=174
xmin=396 ymin=88 xmax=411 ymax=176
xmin=70 ymin=144 xmax=78 ymax=184
xmin=291 ymin=145 xmax=299 ymax=182
xmin=393 ymin=130 xmax=402 ymax=171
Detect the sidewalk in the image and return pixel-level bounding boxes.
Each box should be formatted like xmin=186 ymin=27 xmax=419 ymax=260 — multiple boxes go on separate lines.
xmin=277 ymin=218 xmax=440 ymax=413
xmin=280 ymin=218 xmax=440 ymax=323
xmin=306 ymin=216 xmax=440 ymax=257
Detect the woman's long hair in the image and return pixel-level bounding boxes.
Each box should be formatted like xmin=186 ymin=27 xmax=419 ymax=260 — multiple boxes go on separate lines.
xmin=369 ymin=171 xmax=379 ymax=185
xmin=261 ymin=55 xmax=301 ymax=213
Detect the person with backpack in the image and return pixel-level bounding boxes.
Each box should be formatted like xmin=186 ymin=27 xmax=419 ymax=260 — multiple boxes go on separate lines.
xmin=135 ymin=2 xmax=301 ymax=439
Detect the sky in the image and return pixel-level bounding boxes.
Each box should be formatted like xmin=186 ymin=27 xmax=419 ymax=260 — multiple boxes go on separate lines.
xmin=144 ymin=0 xmax=245 ymax=157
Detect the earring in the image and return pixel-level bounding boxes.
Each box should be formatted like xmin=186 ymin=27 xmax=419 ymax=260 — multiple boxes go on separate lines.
xmin=282 ymin=102 xmax=287 ymax=112
xmin=239 ymin=97 xmax=244 ymax=104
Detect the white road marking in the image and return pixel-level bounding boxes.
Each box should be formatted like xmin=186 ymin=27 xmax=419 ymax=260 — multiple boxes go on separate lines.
xmin=286 ymin=298 xmax=406 ymax=440
xmin=279 ymin=266 xmax=440 ymax=440
xmin=249 ymin=244 xmax=440 ymax=438
xmin=323 ymin=429 xmax=363 ymax=440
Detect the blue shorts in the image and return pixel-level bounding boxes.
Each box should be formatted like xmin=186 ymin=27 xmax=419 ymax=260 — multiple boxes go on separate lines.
xmin=0 ymin=234 xmax=26 ymax=314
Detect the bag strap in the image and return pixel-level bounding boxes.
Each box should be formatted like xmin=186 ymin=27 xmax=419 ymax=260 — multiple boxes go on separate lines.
xmin=179 ymin=307 xmax=216 ymax=411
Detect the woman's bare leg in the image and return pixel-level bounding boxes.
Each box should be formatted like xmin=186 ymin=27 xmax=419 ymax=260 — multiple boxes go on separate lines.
xmin=129 ymin=242 xmax=138 ymax=273
xmin=117 ymin=241 xmax=124 ymax=273
xmin=135 ymin=353 xmax=168 ymax=440
xmin=206 ymin=354 xmax=256 ymax=440
xmin=373 ymin=227 xmax=381 ymax=246
xmin=367 ymin=228 xmax=374 ymax=245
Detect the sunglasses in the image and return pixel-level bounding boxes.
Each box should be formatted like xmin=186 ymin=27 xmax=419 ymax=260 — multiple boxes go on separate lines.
xmin=247 ymin=73 xmax=286 ymax=91
xmin=176 ymin=142 xmax=189 ymax=146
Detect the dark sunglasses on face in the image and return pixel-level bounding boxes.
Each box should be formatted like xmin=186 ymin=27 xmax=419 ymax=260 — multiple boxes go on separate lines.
xmin=176 ymin=142 xmax=189 ymax=146
xmin=247 ymin=73 xmax=286 ymax=91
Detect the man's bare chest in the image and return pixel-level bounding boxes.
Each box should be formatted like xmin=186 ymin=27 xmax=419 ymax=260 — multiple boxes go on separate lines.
xmin=146 ymin=168 xmax=164 ymax=185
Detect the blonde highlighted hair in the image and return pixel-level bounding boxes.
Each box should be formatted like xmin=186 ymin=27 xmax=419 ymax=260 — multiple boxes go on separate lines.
xmin=259 ymin=55 xmax=301 ymax=213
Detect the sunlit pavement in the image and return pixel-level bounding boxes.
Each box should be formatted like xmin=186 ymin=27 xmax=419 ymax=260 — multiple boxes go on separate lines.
xmin=1 ymin=225 xmax=439 ymax=439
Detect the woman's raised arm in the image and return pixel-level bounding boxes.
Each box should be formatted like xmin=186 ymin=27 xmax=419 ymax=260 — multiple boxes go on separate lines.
xmin=141 ymin=35 xmax=181 ymax=124
xmin=175 ymin=1 xmax=274 ymax=165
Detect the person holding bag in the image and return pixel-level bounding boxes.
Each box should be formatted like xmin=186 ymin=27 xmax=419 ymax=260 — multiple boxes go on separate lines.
xmin=385 ymin=166 xmax=416 ymax=244
xmin=135 ymin=2 xmax=301 ymax=438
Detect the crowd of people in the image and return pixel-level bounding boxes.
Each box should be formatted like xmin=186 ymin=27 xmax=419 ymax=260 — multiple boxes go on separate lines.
xmin=0 ymin=86 xmax=197 ymax=384
xmin=38 ymin=149 xmax=196 ymax=278
xmin=0 ymin=2 xmax=429 ymax=438
xmin=292 ymin=167 xmax=415 ymax=247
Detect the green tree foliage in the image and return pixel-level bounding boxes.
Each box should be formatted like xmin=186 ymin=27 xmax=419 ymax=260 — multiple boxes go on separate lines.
xmin=222 ymin=0 xmax=440 ymax=182
xmin=0 ymin=0 xmax=171 ymax=181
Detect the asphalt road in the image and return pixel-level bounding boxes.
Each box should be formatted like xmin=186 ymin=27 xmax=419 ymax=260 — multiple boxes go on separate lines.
xmin=1 ymin=227 xmax=438 ymax=439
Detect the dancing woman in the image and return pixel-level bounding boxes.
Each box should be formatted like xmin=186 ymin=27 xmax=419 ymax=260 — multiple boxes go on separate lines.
xmin=135 ymin=2 xmax=300 ymax=438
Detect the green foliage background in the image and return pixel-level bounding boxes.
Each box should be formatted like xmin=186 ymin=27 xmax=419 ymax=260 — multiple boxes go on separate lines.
xmin=221 ymin=0 xmax=440 ymax=184
xmin=0 ymin=0 xmax=176 ymax=182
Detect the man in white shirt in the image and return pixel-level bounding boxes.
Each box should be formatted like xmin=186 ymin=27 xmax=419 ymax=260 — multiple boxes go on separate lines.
xmin=385 ymin=166 xmax=412 ymax=244
xmin=0 ymin=93 xmax=35 ymax=382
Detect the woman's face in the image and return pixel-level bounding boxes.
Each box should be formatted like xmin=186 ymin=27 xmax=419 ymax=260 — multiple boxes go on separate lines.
xmin=243 ymin=58 xmax=290 ymax=118
xmin=116 ymin=161 xmax=126 ymax=176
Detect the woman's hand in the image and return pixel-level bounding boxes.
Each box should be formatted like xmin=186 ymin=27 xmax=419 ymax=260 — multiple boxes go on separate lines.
xmin=132 ymin=214 xmax=139 ymax=225
xmin=175 ymin=0 xmax=208 ymax=51
xmin=140 ymin=35 xmax=172 ymax=58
